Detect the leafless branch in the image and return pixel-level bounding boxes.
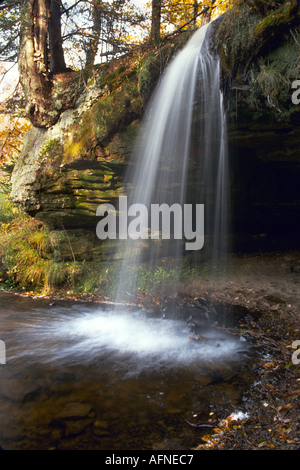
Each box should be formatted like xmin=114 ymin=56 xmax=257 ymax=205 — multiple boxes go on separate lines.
xmin=0 ymin=61 xmax=17 ymax=86
xmin=161 ymin=6 xmax=211 ymax=43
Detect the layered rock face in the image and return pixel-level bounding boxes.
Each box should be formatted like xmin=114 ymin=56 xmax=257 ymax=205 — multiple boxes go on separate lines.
xmin=228 ymin=97 xmax=300 ymax=251
xmin=10 ymin=37 xmax=188 ymax=236
xmin=217 ymin=5 xmax=300 ymax=251
xmin=10 ymin=9 xmax=300 ymax=253
xmin=10 ymin=65 xmax=142 ymax=231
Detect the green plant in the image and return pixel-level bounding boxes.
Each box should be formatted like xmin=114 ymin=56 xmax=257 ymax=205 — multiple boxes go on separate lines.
xmin=39 ymin=138 xmax=60 ymax=156
xmin=0 ymin=184 xmax=19 ymax=224
xmin=254 ymin=61 xmax=290 ymax=110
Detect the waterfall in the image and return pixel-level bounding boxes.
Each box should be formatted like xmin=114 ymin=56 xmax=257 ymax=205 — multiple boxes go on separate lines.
xmin=109 ymin=22 xmax=229 ymax=302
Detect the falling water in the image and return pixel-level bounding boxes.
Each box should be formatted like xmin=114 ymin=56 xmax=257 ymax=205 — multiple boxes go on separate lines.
xmin=0 ymin=25 xmax=254 ymax=453
xmin=112 ymin=22 xmax=229 ymax=300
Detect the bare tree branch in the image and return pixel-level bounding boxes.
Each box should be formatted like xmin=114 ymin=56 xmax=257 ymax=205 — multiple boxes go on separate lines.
xmin=0 ymin=61 xmax=17 ymax=86
xmin=0 ymin=0 xmax=20 ymax=9
xmin=161 ymin=6 xmax=211 ymax=43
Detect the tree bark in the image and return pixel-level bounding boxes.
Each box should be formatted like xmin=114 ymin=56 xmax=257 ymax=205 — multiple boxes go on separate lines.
xmin=193 ymin=1 xmax=199 ymax=28
xmin=32 ymin=0 xmax=49 ymax=74
xmin=201 ymin=1 xmax=215 ymax=25
xmin=150 ymin=0 xmax=161 ymax=45
xmin=85 ymin=0 xmax=102 ymax=67
xmin=49 ymin=0 xmax=67 ymax=73
xmin=18 ymin=0 xmax=63 ymax=127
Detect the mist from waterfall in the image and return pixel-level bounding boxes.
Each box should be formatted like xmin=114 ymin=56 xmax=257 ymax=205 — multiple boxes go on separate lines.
xmin=113 ymin=21 xmax=229 ymax=302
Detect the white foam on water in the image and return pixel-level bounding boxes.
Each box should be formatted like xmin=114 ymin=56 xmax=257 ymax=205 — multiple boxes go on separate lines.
xmin=29 ymin=308 xmax=247 ymax=368
xmin=6 ymin=301 xmax=250 ymax=381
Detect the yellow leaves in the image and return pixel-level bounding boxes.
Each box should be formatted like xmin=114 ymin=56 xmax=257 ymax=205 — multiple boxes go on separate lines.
xmin=258 ymin=440 xmax=275 ymax=448
xmin=0 ymin=222 xmax=10 ymax=232
xmin=103 ymin=173 xmax=112 ymax=183
xmin=263 ymin=362 xmax=276 ymax=369
xmin=194 ymin=411 xmax=249 ymax=450
xmin=0 ymin=113 xmax=31 ymax=169
xmin=158 ymin=0 xmax=232 ymax=38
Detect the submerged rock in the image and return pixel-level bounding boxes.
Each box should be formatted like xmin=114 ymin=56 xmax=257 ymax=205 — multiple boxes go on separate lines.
xmin=64 ymin=419 xmax=93 ymax=437
xmin=57 ymin=402 xmax=93 ymax=419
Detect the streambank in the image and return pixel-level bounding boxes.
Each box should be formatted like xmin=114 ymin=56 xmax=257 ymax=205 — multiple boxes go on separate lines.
xmin=176 ymin=252 xmax=300 ymax=450
xmin=2 ymin=251 xmax=299 ymax=318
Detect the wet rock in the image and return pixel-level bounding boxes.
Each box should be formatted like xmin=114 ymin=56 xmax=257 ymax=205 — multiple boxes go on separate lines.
xmin=57 ymin=402 xmax=93 ymax=419
xmin=264 ymin=295 xmax=286 ymax=304
xmin=50 ymin=429 xmax=63 ymax=441
xmin=291 ymin=265 xmax=300 ymax=273
xmin=92 ymin=420 xmax=110 ymax=436
xmin=152 ymin=438 xmax=186 ymax=450
xmin=22 ymin=388 xmax=43 ymax=404
xmin=1 ymin=379 xmax=42 ymax=404
xmin=50 ymin=402 xmax=94 ymax=439
xmin=65 ymin=419 xmax=93 ymax=437
xmin=189 ymin=334 xmax=208 ymax=342
xmin=51 ymin=372 xmax=77 ymax=384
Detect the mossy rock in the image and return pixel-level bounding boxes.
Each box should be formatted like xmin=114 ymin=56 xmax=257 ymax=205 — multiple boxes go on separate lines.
xmin=48 ymin=229 xmax=99 ymax=262
xmin=11 ymin=33 xmax=191 ymax=233
xmin=216 ymin=0 xmax=300 ymax=79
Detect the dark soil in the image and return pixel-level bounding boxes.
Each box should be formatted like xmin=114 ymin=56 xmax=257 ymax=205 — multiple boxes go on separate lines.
xmin=175 ymin=251 xmax=300 ymax=450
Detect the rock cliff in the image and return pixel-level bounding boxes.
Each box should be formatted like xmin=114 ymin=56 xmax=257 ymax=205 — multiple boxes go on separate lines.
xmin=10 ymin=6 xmax=300 ymax=254
xmin=216 ymin=2 xmax=300 ymax=250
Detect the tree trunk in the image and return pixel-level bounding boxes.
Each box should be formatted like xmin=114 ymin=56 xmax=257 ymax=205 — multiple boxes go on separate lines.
xmin=151 ymin=0 xmax=161 ymax=45
xmin=18 ymin=0 xmax=62 ymax=127
xmin=201 ymin=0 xmax=217 ymax=25
xmin=193 ymin=1 xmax=199 ymax=28
xmin=85 ymin=0 xmax=102 ymax=67
xmin=32 ymin=0 xmax=49 ymax=75
xmin=49 ymin=0 xmax=67 ymax=73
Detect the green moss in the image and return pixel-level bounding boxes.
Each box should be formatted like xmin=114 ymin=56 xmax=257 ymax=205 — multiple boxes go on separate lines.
xmin=39 ymin=139 xmax=60 ymax=156
xmin=106 ymin=120 xmax=140 ymax=160
xmin=61 ymin=70 xmax=142 ymax=164
xmin=255 ymin=14 xmax=280 ymax=36
xmin=106 ymin=65 xmax=127 ymax=91
xmin=216 ymin=1 xmax=300 ymax=79
xmin=216 ymin=1 xmax=300 ymax=122
xmin=87 ymin=77 xmax=95 ymax=87
xmin=256 ymin=61 xmax=289 ymax=98
xmin=216 ymin=4 xmax=261 ymax=78
xmin=92 ymin=83 xmax=142 ymax=142
xmin=266 ymin=37 xmax=300 ymax=77
xmin=137 ymin=52 xmax=161 ymax=99
xmin=254 ymin=0 xmax=298 ymax=36
xmin=0 ymin=184 xmax=19 ymax=224
xmin=245 ymin=35 xmax=300 ymax=121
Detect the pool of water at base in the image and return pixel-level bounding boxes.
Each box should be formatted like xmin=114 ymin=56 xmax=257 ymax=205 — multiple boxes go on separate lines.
xmin=0 ymin=292 xmax=257 ymax=450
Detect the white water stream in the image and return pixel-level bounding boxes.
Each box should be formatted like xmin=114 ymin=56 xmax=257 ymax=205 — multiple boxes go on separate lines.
xmin=115 ymin=22 xmax=229 ymax=300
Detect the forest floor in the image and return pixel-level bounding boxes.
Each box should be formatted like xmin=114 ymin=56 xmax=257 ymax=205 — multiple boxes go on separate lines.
xmin=128 ymin=250 xmax=300 ymax=450
xmin=176 ymin=251 xmax=300 ymax=450
xmin=1 ymin=250 xmax=299 ymax=450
